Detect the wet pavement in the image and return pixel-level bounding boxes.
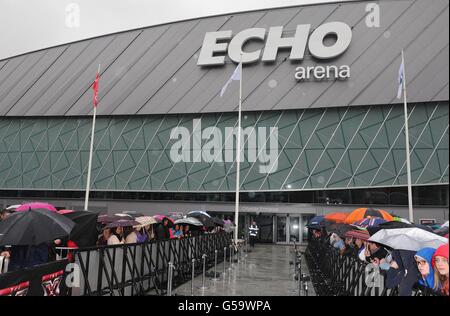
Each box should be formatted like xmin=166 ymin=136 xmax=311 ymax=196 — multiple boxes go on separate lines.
xmin=174 ymin=244 xmax=316 ymax=296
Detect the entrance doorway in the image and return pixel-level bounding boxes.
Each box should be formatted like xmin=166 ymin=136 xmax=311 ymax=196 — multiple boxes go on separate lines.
xmin=275 ymin=214 xmax=315 ymax=244
xmin=253 ymin=214 xmax=274 ymax=243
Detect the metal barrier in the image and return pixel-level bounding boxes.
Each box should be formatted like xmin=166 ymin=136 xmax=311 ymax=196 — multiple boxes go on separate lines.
xmin=0 ymin=256 xmax=8 ymax=275
xmin=0 ymin=259 xmax=70 ymax=296
xmin=72 ymin=232 xmax=231 ymax=296
xmin=305 ymin=238 xmax=442 ymax=296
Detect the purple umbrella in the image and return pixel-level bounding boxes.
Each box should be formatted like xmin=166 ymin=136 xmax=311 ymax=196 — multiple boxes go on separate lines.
xmin=98 ymin=214 xmax=123 ymax=224
xmin=106 ymin=219 xmax=140 ymax=228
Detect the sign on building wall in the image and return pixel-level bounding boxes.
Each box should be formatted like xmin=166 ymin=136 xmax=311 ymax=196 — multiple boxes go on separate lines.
xmin=197 ymin=21 xmax=352 ymax=81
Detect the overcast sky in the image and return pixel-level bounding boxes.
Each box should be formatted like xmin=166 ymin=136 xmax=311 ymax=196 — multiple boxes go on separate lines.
xmin=0 ymin=0 xmax=352 ymax=60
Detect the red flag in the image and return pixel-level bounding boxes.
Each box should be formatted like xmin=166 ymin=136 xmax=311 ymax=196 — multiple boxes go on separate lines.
xmin=92 ymin=73 xmax=100 ymax=107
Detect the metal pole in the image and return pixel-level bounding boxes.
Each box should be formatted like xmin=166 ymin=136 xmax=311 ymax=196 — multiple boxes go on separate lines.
xmin=304 ymin=278 xmax=308 ymax=297
xmin=191 ymin=258 xmax=195 ymax=296
xmin=229 ymin=246 xmax=232 ymax=270
xmin=401 ymin=50 xmax=414 ymax=223
xmin=223 ymin=247 xmax=227 ymax=275
xmin=84 ymin=64 xmax=100 ymax=211
xmin=201 ymin=254 xmax=207 ymax=290
xmin=212 ymin=249 xmax=219 ymax=281
xmin=234 ymin=57 xmax=243 ymax=242
xmin=167 ymin=262 xmax=173 ymax=296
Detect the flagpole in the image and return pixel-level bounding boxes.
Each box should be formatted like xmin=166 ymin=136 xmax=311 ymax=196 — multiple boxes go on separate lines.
xmin=401 ymin=50 xmax=414 ymax=223
xmin=234 ymin=56 xmax=243 ymax=242
xmin=84 ymin=64 xmax=100 ymax=211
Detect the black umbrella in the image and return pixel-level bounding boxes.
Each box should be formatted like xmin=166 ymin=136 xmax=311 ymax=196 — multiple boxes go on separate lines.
xmin=211 ymin=217 xmax=224 ymax=227
xmin=325 ymin=223 xmax=354 ymax=237
xmin=367 ymin=220 xmax=434 ymax=236
xmin=433 ymin=226 xmax=449 ymax=237
xmin=62 ymin=211 xmax=98 ymax=247
xmin=189 ymin=213 xmax=215 ymax=228
xmin=0 ymin=209 xmax=75 ymax=246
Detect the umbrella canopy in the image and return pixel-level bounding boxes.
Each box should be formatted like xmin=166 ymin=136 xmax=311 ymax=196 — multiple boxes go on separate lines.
xmin=57 ymin=209 xmax=75 ymax=215
xmin=188 ymin=213 xmax=215 ymax=228
xmin=344 ymin=208 xmax=394 ymax=224
xmin=153 ymin=215 xmax=174 ymax=228
xmin=153 ymin=214 xmax=167 ymax=222
xmin=324 ymin=212 xmax=349 ymax=223
xmin=307 ymin=216 xmax=325 ymax=227
xmin=97 ymin=214 xmax=123 ymax=224
xmin=211 ymin=217 xmax=224 ymax=226
xmin=106 ymin=219 xmax=140 ymax=229
xmin=174 ymin=217 xmax=204 ymax=227
xmin=6 ymin=205 xmax=21 ymax=211
xmin=393 ymin=217 xmax=411 ymax=224
xmin=433 ymin=226 xmax=449 ymax=237
xmin=352 ymin=217 xmax=387 ymax=229
xmin=115 ymin=213 xmax=135 ymax=219
xmin=188 ymin=210 xmax=211 ymax=218
xmin=344 ymin=229 xmax=370 ymax=241
xmin=369 ymin=227 xmax=448 ymax=251
xmin=0 ymin=209 xmax=75 ymax=246
xmin=366 ymin=220 xmax=433 ymax=236
xmin=168 ymin=213 xmax=184 ymax=221
xmin=135 ymin=216 xmax=157 ymax=227
xmin=325 ymin=223 xmax=354 ymax=236
xmin=62 ymin=211 xmax=98 ymax=247
xmin=15 ymin=202 xmax=58 ymax=212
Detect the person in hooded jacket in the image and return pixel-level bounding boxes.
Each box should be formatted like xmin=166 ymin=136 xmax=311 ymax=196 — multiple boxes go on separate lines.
xmin=385 ymin=249 xmax=418 ymax=296
xmin=155 ymin=218 xmax=171 ymax=241
xmin=414 ymin=247 xmax=439 ymax=294
xmin=432 ymin=243 xmax=449 ymax=296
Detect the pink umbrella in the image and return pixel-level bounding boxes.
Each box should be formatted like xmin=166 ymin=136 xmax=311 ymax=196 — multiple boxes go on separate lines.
xmin=57 ymin=209 xmax=75 ymax=215
xmin=15 ymin=202 xmax=58 ymax=212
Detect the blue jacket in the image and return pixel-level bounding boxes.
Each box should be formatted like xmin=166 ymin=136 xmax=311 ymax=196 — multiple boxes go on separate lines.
xmin=415 ymin=247 xmax=437 ymax=289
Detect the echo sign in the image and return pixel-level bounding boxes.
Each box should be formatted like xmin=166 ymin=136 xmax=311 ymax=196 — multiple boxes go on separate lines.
xmin=197 ymin=21 xmax=352 ymax=81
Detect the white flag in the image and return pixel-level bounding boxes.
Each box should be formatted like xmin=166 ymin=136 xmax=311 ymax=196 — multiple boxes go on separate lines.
xmin=220 ymin=62 xmax=241 ymax=97
xmin=397 ymin=60 xmax=404 ymax=99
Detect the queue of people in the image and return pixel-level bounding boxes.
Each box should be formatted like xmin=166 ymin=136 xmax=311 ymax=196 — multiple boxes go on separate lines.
xmin=310 ymin=220 xmax=449 ymax=296
xmin=1 ymin=205 xmax=231 ymax=274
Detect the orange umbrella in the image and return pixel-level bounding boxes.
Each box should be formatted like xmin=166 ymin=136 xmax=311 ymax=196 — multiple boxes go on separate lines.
xmin=324 ymin=212 xmax=349 ymax=223
xmin=344 ymin=208 xmax=394 ymax=224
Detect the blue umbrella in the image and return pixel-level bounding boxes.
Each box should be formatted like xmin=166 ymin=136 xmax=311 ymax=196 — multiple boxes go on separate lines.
xmin=352 ymin=217 xmax=387 ymax=228
xmin=307 ymin=216 xmax=325 ymax=229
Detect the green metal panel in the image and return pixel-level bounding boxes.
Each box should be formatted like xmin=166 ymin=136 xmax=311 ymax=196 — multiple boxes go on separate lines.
xmin=0 ymin=102 xmax=448 ymax=192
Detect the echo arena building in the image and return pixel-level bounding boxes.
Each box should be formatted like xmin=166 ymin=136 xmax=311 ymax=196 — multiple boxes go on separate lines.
xmin=0 ymin=0 xmax=448 ymax=243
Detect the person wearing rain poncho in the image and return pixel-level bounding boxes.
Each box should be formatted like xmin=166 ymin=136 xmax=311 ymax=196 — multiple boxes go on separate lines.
xmin=414 ymin=247 xmax=438 ymax=294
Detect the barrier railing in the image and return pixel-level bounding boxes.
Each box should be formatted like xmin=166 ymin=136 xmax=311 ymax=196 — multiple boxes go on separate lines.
xmin=72 ymin=232 xmax=232 ymax=296
xmin=0 ymin=255 xmax=8 ymax=275
xmin=0 ymin=259 xmax=70 ymax=296
xmin=305 ymin=238 xmax=442 ymax=296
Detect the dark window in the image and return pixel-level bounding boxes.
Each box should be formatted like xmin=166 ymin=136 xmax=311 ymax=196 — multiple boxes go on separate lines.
xmin=1 ymin=185 xmax=448 ymax=207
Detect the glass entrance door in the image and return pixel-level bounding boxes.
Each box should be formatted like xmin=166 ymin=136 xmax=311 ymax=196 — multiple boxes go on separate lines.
xmin=276 ymin=216 xmax=287 ymax=243
xmin=289 ymin=217 xmax=300 ymax=243
xmin=276 ymin=215 xmax=301 ymax=244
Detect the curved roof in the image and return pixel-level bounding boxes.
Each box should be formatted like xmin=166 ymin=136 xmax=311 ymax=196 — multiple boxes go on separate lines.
xmin=0 ymin=0 xmax=448 ymax=117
